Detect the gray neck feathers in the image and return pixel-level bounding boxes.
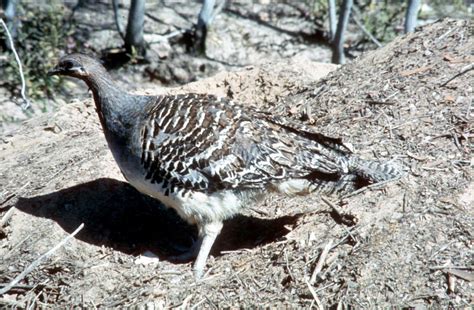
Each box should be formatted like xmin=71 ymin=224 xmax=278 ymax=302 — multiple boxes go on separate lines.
xmin=84 ymin=70 xmax=146 ymax=143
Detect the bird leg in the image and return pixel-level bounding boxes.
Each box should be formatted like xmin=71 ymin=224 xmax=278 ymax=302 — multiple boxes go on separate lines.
xmin=193 ymin=221 xmax=223 ymax=279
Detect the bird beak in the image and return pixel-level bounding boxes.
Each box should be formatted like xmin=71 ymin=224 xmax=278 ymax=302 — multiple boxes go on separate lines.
xmin=48 ymin=64 xmax=86 ymax=77
xmin=48 ymin=66 xmax=61 ymax=76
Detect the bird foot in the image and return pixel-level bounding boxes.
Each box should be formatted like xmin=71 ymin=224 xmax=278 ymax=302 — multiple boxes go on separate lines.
xmin=169 ymin=248 xmax=205 ymax=280
xmin=169 ymin=221 xmax=223 ymax=279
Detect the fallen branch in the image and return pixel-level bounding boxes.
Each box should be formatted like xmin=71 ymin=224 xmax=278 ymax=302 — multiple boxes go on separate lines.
xmin=0 ymin=223 xmax=84 ymax=295
xmin=0 ymin=17 xmax=31 ymax=110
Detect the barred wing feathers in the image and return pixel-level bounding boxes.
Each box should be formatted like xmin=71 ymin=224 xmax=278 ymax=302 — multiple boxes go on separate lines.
xmin=138 ymin=94 xmax=352 ymax=195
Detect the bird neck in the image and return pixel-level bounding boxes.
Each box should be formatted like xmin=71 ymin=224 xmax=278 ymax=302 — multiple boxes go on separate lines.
xmin=84 ymin=72 xmax=144 ymax=145
xmin=82 ymin=72 xmax=148 ymax=157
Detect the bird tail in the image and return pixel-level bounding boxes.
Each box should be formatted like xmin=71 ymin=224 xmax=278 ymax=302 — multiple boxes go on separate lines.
xmin=347 ymin=157 xmax=404 ymax=186
xmin=309 ymin=157 xmax=404 ymax=196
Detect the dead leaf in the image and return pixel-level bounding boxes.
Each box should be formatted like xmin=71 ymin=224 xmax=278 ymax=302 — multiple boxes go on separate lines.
xmin=400 ymin=65 xmax=433 ymax=77
xmin=444 ymin=95 xmax=455 ymax=102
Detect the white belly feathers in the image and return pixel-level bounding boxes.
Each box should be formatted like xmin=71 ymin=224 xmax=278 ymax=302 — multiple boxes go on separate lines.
xmin=127 ymin=173 xmax=243 ymax=225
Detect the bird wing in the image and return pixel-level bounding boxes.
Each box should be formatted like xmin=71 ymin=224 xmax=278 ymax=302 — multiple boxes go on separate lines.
xmin=139 ymin=94 xmax=351 ymax=193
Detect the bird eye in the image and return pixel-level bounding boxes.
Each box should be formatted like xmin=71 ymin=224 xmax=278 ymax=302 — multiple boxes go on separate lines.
xmin=63 ymin=60 xmax=74 ymax=69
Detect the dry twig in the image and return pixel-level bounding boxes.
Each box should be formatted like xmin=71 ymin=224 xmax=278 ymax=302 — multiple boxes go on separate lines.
xmin=190 ymin=298 xmax=206 ymax=309
xmin=429 ymin=265 xmax=472 ymax=270
xmin=446 ymin=269 xmax=474 ymax=282
xmin=321 ymin=196 xmax=357 ymax=226
xmin=435 ymin=27 xmax=456 ymax=43
xmin=440 ymin=63 xmax=474 ymax=87
xmin=0 ymin=207 xmax=15 ymax=226
xmin=350 ymin=10 xmax=382 ymax=48
xmin=305 ymin=278 xmax=324 ymax=310
xmin=310 ymin=239 xmax=333 ymax=284
xmin=321 ymin=196 xmax=344 ymax=218
xmin=406 ymin=151 xmax=428 ymax=161
xmin=0 ymin=17 xmax=31 ymax=110
xmin=400 ymin=65 xmax=433 ymax=77
xmin=0 ymin=223 xmax=84 ymax=295
xmin=0 ymin=193 xmax=15 ymax=207
xmin=342 ymin=178 xmax=399 ymax=199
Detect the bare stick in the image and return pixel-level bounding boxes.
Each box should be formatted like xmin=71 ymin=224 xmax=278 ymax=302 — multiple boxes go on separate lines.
xmin=351 ymin=10 xmax=382 ymax=48
xmin=429 ymin=265 xmax=472 ymax=270
xmin=147 ymin=29 xmax=188 ymax=44
xmin=321 ymin=196 xmax=357 ymax=226
xmin=440 ymin=63 xmax=473 ymax=87
xmin=0 ymin=17 xmax=31 ymax=110
xmin=0 ymin=223 xmax=84 ymax=295
xmin=305 ymin=278 xmax=324 ymax=310
xmin=342 ymin=177 xmax=399 ymax=199
xmin=447 ymin=269 xmax=474 ymax=282
xmin=310 ymin=239 xmax=333 ymax=284
xmin=0 ymin=207 xmax=15 ymax=226
xmin=435 ymin=27 xmax=456 ymax=43
xmin=0 ymin=193 xmax=15 ymax=207
xmin=321 ymin=196 xmax=343 ymax=217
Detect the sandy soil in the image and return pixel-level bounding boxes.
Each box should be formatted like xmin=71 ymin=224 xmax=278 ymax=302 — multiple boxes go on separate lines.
xmin=0 ymin=17 xmax=472 ymax=308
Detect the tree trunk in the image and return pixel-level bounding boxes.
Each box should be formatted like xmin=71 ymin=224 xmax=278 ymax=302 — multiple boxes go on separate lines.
xmin=194 ymin=0 xmax=216 ymax=54
xmin=331 ymin=0 xmax=352 ymax=64
xmin=124 ymin=0 xmax=146 ymax=56
xmin=112 ymin=0 xmax=125 ymax=40
xmin=404 ymin=0 xmax=421 ymax=33
xmin=327 ymin=0 xmax=336 ymax=41
xmin=2 ymin=0 xmax=18 ymax=40
xmin=1 ymin=0 xmax=18 ymax=50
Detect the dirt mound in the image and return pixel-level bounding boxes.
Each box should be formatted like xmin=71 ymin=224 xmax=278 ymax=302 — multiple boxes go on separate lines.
xmin=0 ymin=19 xmax=472 ymax=308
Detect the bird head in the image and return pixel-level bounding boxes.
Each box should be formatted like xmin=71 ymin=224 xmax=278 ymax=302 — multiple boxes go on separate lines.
xmin=48 ymin=54 xmax=105 ymax=79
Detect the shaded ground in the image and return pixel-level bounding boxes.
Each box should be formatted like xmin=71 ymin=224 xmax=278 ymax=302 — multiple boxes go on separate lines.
xmin=0 ymin=19 xmax=472 ymax=308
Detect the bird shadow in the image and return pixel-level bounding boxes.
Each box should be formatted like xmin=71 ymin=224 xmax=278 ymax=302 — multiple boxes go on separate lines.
xmin=15 ymin=178 xmax=300 ymax=262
